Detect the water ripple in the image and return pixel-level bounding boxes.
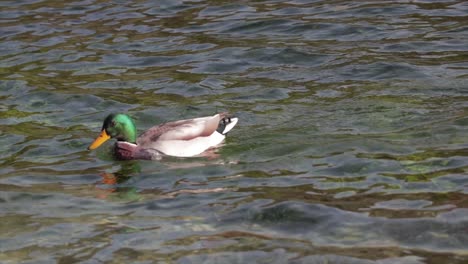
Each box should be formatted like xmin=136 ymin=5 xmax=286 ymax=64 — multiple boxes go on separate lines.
xmin=1 ymin=0 xmax=468 ymax=263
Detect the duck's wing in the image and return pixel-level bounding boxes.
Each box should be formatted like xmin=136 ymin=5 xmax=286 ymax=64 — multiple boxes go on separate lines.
xmin=138 ymin=114 xmax=222 ymax=143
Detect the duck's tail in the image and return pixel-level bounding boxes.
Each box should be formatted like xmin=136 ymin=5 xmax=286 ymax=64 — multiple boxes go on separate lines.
xmin=217 ymin=113 xmax=238 ymax=135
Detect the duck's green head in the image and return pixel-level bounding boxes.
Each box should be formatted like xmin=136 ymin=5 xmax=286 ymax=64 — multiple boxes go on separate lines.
xmin=88 ymin=114 xmax=137 ymax=150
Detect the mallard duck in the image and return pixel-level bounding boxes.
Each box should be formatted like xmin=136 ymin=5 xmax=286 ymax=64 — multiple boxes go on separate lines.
xmin=88 ymin=113 xmax=238 ymax=160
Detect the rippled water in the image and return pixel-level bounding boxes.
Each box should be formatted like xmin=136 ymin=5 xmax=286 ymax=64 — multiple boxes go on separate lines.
xmin=1 ymin=0 xmax=468 ymax=263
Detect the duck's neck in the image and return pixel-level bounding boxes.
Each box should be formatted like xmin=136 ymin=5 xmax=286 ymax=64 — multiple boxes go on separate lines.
xmin=120 ymin=127 xmax=137 ymax=144
xmin=114 ymin=114 xmax=137 ymax=144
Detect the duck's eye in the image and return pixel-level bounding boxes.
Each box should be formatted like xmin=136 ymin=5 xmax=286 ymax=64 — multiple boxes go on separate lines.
xmin=110 ymin=121 xmax=116 ymax=127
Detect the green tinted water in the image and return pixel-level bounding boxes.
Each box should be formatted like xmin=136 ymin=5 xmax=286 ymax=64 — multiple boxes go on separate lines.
xmin=1 ymin=0 xmax=468 ymax=263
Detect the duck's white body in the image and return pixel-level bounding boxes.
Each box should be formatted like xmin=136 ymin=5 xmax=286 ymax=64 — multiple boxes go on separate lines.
xmin=115 ymin=113 xmax=238 ymax=160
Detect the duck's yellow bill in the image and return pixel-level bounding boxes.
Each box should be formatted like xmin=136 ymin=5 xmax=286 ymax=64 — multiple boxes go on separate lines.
xmin=88 ymin=130 xmax=110 ymax=150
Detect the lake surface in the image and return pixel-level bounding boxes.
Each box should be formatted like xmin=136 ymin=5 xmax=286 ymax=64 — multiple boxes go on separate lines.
xmin=1 ymin=0 xmax=468 ymax=263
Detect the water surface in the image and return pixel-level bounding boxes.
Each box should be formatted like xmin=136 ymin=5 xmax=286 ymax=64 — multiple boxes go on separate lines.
xmin=1 ymin=0 xmax=468 ymax=263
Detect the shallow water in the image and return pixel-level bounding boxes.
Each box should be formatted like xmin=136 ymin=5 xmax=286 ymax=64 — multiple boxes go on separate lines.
xmin=1 ymin=0 xmax=468 ymax=263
